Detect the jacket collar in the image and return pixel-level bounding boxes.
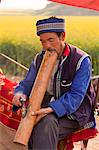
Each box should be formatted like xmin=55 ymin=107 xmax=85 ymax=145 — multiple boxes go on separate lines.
xmin=63 ymin=43 xmax=70 ymax=56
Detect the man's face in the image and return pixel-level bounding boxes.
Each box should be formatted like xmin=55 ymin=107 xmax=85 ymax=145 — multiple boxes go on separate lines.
xmin=39 ymin=32 xmax=65 ymax=56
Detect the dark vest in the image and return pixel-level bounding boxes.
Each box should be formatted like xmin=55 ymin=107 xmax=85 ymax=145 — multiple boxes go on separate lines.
xmin=35 ymin=44 xmax=95 ymax=126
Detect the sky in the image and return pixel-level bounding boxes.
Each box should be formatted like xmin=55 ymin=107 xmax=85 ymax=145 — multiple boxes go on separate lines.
xmin=0 ymin=0 xmax=51 ymax=10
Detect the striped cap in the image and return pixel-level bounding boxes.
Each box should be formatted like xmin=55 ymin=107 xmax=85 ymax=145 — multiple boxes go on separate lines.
xmin=36 ymin=17 xmax=65 ymax=36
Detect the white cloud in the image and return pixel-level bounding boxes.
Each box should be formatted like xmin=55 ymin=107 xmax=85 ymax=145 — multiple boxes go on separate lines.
xmin=0 ymin=0 xmax=51 ymax=10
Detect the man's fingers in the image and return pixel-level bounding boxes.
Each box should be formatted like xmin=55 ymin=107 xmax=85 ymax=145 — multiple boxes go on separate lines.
xmin=31 ymin=107 xmax=53 ymax=116
xmin=12 ymin=96 xmax=22 ymax=106
xmin=31 ymin=109 xmax=47 ymax=116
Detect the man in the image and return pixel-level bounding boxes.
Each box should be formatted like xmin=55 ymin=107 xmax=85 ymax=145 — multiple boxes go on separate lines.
xmin=12 ymin=17 xmax=96 ymax=150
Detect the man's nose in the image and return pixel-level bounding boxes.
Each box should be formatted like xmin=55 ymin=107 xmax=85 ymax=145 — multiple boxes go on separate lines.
xmin=44 ymin=41 xmax=51 ymax=50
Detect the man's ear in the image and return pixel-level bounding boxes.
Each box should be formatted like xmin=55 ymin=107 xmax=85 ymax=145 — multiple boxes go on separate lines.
xmin=60 ymin=32 xmax=65 ymax=41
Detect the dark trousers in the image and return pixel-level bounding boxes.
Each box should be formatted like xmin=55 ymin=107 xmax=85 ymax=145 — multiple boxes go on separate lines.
xmin=28 ymin=113 xmax=80 ymax=150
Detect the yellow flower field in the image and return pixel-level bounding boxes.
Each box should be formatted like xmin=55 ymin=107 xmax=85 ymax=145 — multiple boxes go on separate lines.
xmin=0 ymin=16 xmax=98 ymax=75
xmin=0 ymin=16 xmax=98 ymax=50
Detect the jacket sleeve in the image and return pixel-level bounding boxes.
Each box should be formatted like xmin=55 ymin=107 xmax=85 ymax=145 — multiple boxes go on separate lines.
xmin=14 ymin=61 xmax=36 ymax=97
xmin=49 ymin=57 xmax=92 ymax=117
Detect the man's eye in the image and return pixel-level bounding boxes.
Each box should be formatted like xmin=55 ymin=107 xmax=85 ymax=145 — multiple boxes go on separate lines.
xmin=49 ymin=39 xmax=54 ymax=42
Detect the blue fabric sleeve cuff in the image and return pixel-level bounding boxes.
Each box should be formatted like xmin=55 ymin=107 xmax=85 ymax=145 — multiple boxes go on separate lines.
xmin=49 ymin=100 xmax=67 ymax=117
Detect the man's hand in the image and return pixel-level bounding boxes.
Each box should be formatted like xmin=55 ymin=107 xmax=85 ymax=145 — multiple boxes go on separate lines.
xmin=31 ymin=107 xmax=53 ymax=125
xmin=12 ymin=93 xmax=27 ymax=107
xmin=31 ymin=107 xmax=53 ymax=116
